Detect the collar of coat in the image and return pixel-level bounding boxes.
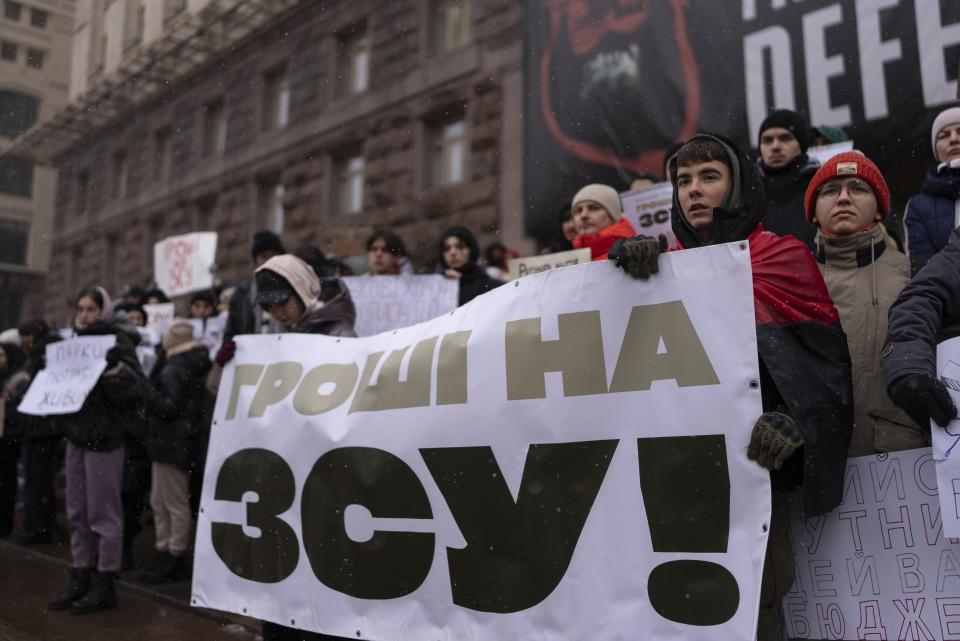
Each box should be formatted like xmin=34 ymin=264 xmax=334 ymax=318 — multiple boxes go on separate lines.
xmin=815 ymin=225 xmax=887 ymax=268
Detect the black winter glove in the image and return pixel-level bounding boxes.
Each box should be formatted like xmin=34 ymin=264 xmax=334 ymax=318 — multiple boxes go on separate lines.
xmin=104 ymin=346 xmax=123 ymax=370
xmin=887 ymin=374 xmax=958 ymax=428
xmin=609 ymin=234 xmax=669 ymax=280
xmin=747 ymin=411 xmax=804 ymax=471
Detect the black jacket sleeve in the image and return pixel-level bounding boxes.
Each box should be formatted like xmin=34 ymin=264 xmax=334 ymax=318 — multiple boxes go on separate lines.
xmin=883 ymin=228 xmax=960 ymax=385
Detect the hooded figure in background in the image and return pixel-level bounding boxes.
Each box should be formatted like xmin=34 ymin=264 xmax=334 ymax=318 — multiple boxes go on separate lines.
xmin=438 ymin=226 xmax=503 ymax=306
xmin=255 ymin=254 xmax=357 ymax=337
xmin=611 ymin=132 xmax=854 ymax=641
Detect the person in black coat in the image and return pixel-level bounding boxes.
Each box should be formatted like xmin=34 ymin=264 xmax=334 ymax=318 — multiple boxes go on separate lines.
xmin=0 ymin=342 xmax=29 ymax=538
xmin=882 ymin=226 xmax=960 ymax=429
xmin=438 ymin=226 xmax=503 ymax=306
xmin=139 ymin=321 xmax=213 ymax=584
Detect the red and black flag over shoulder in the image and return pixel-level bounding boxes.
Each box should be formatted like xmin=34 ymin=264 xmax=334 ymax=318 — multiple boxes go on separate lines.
xmin=525 ymin=0 xmax=960 ymax=241
xmin=749 ymin=229 xmax=853 ymax=517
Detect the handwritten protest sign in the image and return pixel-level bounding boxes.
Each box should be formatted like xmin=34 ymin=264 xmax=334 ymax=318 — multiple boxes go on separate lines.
xmin=194 ymin=243 xmax=770 ymax=641
xmin=154 ymin=232 xmax=217 ymax=298
xmin=341 ymin=275 xmax=458 ymax=337
xmin=142 ymin=302 xmax=175 ymax=346
xmin=620 ymin=182 xmax=675 ymax=247
xmin=508 ymin=248 xmax=591 ymax=281
xmin=785 ymin=448 xmax=960 ymax=640
xmin=807 ymin=140 xmax=855 ymax=167
xmin=188 ymin=314 xmax=228 ymax=359
xmin=19 ymin=335 xmax=117 ymax=416
xmin=935 ymin=337 xmax=960 ymax=538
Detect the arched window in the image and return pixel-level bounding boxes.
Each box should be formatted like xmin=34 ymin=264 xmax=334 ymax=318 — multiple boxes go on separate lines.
xmin=0 ymin=89 xmax=39 ymax=139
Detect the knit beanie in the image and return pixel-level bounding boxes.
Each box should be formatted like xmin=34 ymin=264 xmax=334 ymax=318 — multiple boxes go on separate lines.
xmin=811 ymin=125 xmax=848 ymax=145
xmin=571 ymin=184 xmax=622 ymax=221
xmin=758 ymin=109 xmax=811 ymax=153
xmin=251 ymin=230 xmax=286 ymax=259
xmin=162 ymin=321 xmax=196 ymax=354
xmin=931 ymin=106 xmax=960 ymax=162
xmin=190 ymin=290 xmax=215 ymax=306
xmin=804 ymin=151 xmax=890 ymax=224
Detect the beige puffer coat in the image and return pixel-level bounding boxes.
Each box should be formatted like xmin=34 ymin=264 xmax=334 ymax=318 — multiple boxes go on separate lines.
xmin=816 ymin=225 xmax=928 ymax=455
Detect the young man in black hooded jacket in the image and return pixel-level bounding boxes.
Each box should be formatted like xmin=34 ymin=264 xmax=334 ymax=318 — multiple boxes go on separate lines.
xmin=610 ymin=133 xmax=854 ymax=640
xmin=438 ymin=226 xmax=503 ymax=306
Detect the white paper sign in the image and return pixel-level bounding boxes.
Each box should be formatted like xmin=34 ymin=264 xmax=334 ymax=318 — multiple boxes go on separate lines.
xmin=807 ymin=141 xmax=855 ymax=167
xmin=341 ymin=275 xmax=459 ymax=337
xmin=508 ymin=248 xmax=591 ymax=281
xmin=187 ymin=314 xmax=228 ymax=359
xmin=785 ymin=448 xmax=960 ymax=640
xmin=935 ymin=337 xmax=960 ymax=538
xmin=193 ymin=243 xmax=771 ymax=641
xmin=620 ymin=182 xmax=676 ymax=247
xmin=154 ymin=232 xmax=217 ymax=298
xmin=18 ymin=335 xmax=117 ymax=416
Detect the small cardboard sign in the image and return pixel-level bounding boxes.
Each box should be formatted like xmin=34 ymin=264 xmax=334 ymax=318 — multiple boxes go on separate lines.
xmin=153 ymin=232 xmax=217 ymax=298
xmin=508 ymin=248 xmax=592 ymax=281
xmin=18 ymin=335 xmax=117 ymax=416
xmin=620 ymin=182 xmax=675 ymax=246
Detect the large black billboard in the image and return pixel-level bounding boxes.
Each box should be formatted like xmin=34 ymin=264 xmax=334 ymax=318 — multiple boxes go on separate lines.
xmin=524 ymin=0 xmax=960 ymax=240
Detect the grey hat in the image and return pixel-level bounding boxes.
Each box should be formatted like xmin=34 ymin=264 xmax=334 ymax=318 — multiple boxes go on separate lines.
xmin=255 ymin=269 xmax=295 ymax=305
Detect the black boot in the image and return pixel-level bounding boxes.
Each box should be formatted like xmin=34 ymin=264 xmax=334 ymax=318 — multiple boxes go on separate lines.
xmin=70 ymin=571 xmax=117 ymax=615
xmin=139 ymin=552 xmax=188 ymax=584
xmin=48 ymin=568 xmax=91 ymax=611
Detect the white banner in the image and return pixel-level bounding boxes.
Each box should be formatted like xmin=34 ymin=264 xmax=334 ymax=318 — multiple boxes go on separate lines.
xmin=193 ymin=243 xmax=771 ymax=641
xmin=620 ymin=182 xmax=676 ymax=247
xmin=935 ymin=337 xmax=960 ymax=538
xmin=18 ymin=335 xmax=117 ymax=416
xmin=507 ymin=248 xmax=591 ymax=281
xmin=785 ymin=448 xmax=960 ymax=640
xmin=153 ymin=232 xmax=217 ymax=298
xmin=807 ymin=141 xmax=855 ymax=167
xmin=341 ymin=275 xmax=458 ymax=337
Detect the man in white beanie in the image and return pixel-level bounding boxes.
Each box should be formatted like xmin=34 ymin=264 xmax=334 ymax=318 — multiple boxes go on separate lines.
xmin=903 ymin=105 xmax=960 ymax=273
xmin=570 ymin=183 xmax=637 ymax=260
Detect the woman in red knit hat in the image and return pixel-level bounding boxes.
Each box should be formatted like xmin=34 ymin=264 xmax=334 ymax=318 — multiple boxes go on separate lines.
xmin=805 ymin=151 xmax=927 ymax=456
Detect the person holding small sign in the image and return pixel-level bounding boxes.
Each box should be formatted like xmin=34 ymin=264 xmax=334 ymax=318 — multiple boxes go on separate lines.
xmin=48 ymin=287 xmax=147 ymax=615
xmin=569 ymin=183 xmax=638 ymax=261
xmin=610 ymin=133 xmax=854 ymax=641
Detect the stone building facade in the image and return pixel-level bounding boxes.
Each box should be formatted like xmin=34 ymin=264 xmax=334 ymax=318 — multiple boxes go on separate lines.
xmin=38 ymin=0 xmax=526 ymax=321
xmin=0 ymin=0 xmax=74 ymax=327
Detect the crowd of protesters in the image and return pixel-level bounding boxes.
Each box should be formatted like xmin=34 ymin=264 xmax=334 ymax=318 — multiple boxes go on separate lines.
xmin=0 ymin=104 xmax=959 ymax=641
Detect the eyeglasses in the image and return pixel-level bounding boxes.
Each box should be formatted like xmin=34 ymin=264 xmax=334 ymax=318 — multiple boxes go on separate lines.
xmin=818 ymin=179 xmax=873 ymax=200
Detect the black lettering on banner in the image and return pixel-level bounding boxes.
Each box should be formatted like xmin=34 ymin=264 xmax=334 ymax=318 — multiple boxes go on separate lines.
xmin=637 ymin=436 xmax=739 ymax=626
xmin=420 ymin=440 xmax=617 ymax=613
xmin=301 ymin=447 xmax=434 ymax=599
xmin=211 ymin=448 xmax=300 ymax=583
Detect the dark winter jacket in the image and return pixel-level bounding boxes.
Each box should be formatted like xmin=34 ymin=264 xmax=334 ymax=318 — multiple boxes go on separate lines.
xmin=757 ymin=153 xmax=819 ymax=250
xmin=20 ymin=330 xmax=65 ymax=440
xmin=439 ymin=226 xmax=503 ymax=306
xmin=672 ymin=133 xmax=854 ymax=517
xmin=66 ymin=319 xmax=147 ymax=452
xmin=883 ymin=228 xmax=960 ymax=387
xmin=295 ymin=279 xmax=358 ymax=337
xmin=1 ymin=345 xmax=29 ymax=441
xmin=146 ymin=344 xmax=213 ymax=471
xmin=903 ymin=166 xmax=960 ymax=274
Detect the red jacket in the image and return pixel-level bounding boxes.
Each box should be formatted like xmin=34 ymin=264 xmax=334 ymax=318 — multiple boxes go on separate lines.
xmin=574 ymin=217 xmax=637 ymax=261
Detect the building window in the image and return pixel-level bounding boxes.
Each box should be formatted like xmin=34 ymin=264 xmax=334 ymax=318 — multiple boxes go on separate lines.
xmin=0 ymin=157 xmax=32 ymax=196
xmin=3 ymin=1 xmax=22 ymax=21
xmin=335 ymin=154 xmax=364 ymax=215
xmin=0 ymin=219 xmax=29 ymax=265
xmin=0 ymin=41 xmax=16 ymax=61
xmin=262 ymin=65 xmax=289 ymax=131
xmin=154 ymin=128 xmax=172 ymax=180
xmin=429 ymin=118 xmax=466 ymax=188
xmin=77 ymin=170 xmax=90 ymax=215
xmin=29 ymin=7 xmax=46 ymax=28
xmin=25 ymin=47 xmax=44 ymax=69
xmin=202 ymin=98 xmax=226 ymax=157
xmin=113 ymin=151 xmax=128 ymax=200
xmin=258 ymin=180 xmax=285 ymax=234
xmin=0 ymin=89 xmax=39 ymax=138
xmin=431 ymin=0 xmax=470 ymax=56
xmin=337 ymin=23 xmax=369 ymax=97
xmin=0 ymin=292 xmax=22 ymax=330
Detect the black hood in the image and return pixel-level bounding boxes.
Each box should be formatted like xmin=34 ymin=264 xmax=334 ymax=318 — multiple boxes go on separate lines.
xmin=669 ymin=132 xmax=766 ymax=249
xmin=438 ymin=226 xmax=481 ymax=272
